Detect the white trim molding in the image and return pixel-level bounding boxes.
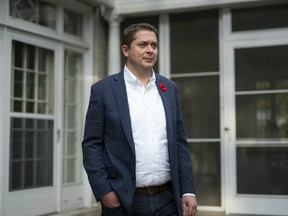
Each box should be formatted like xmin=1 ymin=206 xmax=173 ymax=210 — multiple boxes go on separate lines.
xmin=114 ymin=0 xmax=270 ymax=15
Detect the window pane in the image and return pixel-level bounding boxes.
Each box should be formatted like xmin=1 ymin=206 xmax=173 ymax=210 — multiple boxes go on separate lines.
xmin=13 ymin=100 xmax=23 ymax=112
xmin=190 ymin=142 xmax=221 ymax=206
xmin=13 ymin=70 xmax=23 ymax=98
xmin=237 ymin=147 xmax=288 ymax=195
xmin=170 ymin=10 xmax=219 ymax=73
xmin=172 ymin=76 xmax=220 ymax=138
xmin=24 ymin=161 xmax=34 ymax=187
xmin=13 ymin=41 xmax=24 ymax=67
xmin=11 ymin=41 xmax=54 ymax=114
xmin=38 ymin=48 xmax=51 ymax=72
xmin=236 ymin=46 xmax=288 ymax=91
xmin=67 ymin=131 xmax=76 ymax=155
xmin=65 ymin=80 xmax=76 ymax=103
xmin=232 ymin=4 xmax=288 ymax=32
xmin=67 ymin=158 xmax=76 ymax=183
xmin=11 ymin=162 xmax=22 ymax=189
xmin=26 ymin=72 xmax=35 ymax=99
xmin=10 ymin=0 xmax=56 ymax=29
xmin=38 ymin=74 xmax=46 ymax=100
xmin=25 ymin=131 xmax=35 ymax=158
xmin=39 ymin=1 xmax=56 ymax=28
xmin=236 ymin=93 xmax=288 ymax=139
xmin=11 ymin=131 xmax=23 ymax=159
xmin=26 ymin=44 xmax=35 ymax=70
xmin=10 ymin=118 xmax=53 ymax=191
xmin=64 ymin=10 xmax=83 ymax=37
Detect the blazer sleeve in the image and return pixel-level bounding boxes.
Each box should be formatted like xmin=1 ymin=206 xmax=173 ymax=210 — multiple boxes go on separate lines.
xmin=82 ymin=85 xmax=112 ymax=200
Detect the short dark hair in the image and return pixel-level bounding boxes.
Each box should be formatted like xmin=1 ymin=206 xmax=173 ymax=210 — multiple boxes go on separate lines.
xmin=122 ymin=23 xmax=158 ymax=48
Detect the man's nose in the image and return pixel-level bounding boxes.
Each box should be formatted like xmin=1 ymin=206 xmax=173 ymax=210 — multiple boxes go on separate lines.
xmin=146 ymin=45 xmax=153 ymax=52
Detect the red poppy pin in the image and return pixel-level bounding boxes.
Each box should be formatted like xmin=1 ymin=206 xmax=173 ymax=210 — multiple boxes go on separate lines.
xmin=159 ymin=83 xmax=167 ymax=91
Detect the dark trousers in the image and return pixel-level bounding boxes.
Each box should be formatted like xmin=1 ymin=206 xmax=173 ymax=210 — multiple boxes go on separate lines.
xmin=101 ymin=189 xmax=178 ymax=216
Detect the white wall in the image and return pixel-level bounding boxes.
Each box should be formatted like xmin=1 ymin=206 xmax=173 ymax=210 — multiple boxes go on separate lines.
xmin=114 ymin=0 xmax=268 ymax=15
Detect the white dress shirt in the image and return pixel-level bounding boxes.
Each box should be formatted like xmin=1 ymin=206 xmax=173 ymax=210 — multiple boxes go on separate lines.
xmin=124 ymin=66 xmax=171 ymax=187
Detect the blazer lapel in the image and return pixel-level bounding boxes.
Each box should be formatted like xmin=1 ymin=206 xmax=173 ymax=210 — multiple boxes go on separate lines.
xmin=111 ymin=72 xmax=135 ymax=155
xmin=155 ymin=75 xmax=174 ymax=146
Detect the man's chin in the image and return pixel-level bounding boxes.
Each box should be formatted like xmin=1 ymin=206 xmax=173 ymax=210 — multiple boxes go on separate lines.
xmin=143 ymin=63 xmax=155 ymax=70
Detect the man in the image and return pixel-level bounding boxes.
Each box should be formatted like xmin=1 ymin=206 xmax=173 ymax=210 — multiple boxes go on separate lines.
xmin=82 ymin=23 xmax=197 ymax=216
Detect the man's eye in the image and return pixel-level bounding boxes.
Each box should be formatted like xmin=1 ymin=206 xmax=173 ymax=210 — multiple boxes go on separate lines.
xmin=152 ymin=44 xmax=157 ymax=48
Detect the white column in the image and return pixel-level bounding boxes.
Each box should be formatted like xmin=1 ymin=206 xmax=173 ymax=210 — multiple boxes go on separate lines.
xmin=107 ymin=12 xmax=122 ymax=75
xmin=159 ymin=14 xmax=171 ymax=78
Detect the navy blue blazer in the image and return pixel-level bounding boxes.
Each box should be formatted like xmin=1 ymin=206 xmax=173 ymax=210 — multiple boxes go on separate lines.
xmin=82 ymin=71 xmax=195 ymax=215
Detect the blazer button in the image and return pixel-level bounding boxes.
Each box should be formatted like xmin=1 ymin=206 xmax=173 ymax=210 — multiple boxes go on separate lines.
xmin=132 ymin=175 xmax=135 ymax=180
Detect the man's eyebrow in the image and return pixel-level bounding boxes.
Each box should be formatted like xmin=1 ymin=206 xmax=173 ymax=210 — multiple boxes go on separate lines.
xmin=138 ymin=41 xmax=158 ymax=44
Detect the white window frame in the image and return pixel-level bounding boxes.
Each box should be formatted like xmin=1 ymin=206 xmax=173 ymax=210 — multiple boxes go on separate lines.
xmin=0 ymin=25 xmax=6 ymax=216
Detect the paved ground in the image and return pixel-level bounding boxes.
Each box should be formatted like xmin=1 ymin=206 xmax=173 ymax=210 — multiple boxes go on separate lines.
xmin=46 ymin=206 xmax=269 ymax=216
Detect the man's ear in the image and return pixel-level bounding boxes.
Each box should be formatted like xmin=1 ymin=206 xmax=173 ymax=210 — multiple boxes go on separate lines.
xmin=122 ymin=45 xmax=129 ymax=57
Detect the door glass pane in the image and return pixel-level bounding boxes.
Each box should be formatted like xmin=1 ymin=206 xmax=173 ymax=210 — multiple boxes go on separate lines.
xmin=10 ymin=0 xmax=56 ymax=29
xmin=235 ymin=46 xmax=288 ymax=91
xmin=235 ymin=46 xmax=288 ymax=196
xmin=236 ymin=93 xmax=288 ymax=139
xmin=63 ymin=50 xmax=83 ymax=185
xmin=237 ymin=147 xmax=288 ymax=195
xmin=190 ymin=142 xmax=221 ymax=205
xmin=232 ymin=4 xmax=288 ymax=32
xmin=172 ymin=76 xmax=220 ymax=138
xmin=11 ymin=41 xmax=54 ymax=114
xmin=10 ymin=118 xmax=53 ymax=191
xmin=170 ymin=10 xmax=219 ymax=73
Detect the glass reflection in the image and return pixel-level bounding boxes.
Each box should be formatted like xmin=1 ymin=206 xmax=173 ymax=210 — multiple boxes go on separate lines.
xmin=189 ymin=142 xmax=221 ymax=206
xmin=235 ymin=46 xmax=288 ymax=91
xmin=237 ymin=147 xmax=288 ymax=195
xmin=173 ymin=76 xmax=220 ymax=138
xmin=236 ymin=93 xmax=288 ymax=139
xmin=232 ymin=4 xmax=288 ymax=32
xmin=170 ymin=10 xmax=219 ymax=73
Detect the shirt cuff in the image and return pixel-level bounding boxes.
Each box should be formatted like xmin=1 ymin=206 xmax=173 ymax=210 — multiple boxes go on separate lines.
xmin=182 ymin=193 xmax=196 ymax=197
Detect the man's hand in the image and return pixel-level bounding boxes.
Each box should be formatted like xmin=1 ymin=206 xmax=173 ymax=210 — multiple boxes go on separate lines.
xmin=101 ymin=191 xmax=121 ymax=208
xmin=181 ymin=196 xmax=197 ymax=216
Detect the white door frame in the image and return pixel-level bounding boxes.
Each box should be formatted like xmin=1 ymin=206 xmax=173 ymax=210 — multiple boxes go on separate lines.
xmin=0 ymin=25 xmax=6 ymax=216
xmin=3 ymin=29 xmax=62 ymax=216
xmin=222 ymin=26 xmax=288 ymax=215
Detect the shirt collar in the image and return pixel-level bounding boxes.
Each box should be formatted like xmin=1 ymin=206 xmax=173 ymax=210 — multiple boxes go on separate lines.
xmin=124 ymin=65 xmax=156 ymax=89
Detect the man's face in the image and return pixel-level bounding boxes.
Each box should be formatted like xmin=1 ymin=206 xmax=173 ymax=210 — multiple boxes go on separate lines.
xmin=122 ymin=30 xmax=158 ymax=73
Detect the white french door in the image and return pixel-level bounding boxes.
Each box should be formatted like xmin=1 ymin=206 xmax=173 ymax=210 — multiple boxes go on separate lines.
xmin=225 ymin=36 xmax=288 ymax=215
xmin=3 ymin=32 xmax=60 ymax=216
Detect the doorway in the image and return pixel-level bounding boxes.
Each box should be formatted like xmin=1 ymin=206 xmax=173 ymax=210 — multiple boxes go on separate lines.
xmin=225 ymin=39 xmax=288 ymax=215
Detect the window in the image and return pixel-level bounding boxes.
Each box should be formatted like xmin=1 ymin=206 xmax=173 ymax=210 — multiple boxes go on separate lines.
xmin=10 ymin=0 xmax=56 ymax=29
xmin=10 ymin=41 xmax=54 ymax=191
xmin=232 ymin=4 xmax=288 ymax=32
xmin=62 ymin=50 xmax=83 ymax=185
xmin=170 ymin=10 xmax=219 ymax=73
xmin=64 ymin=10 xmax=83 ymax=37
